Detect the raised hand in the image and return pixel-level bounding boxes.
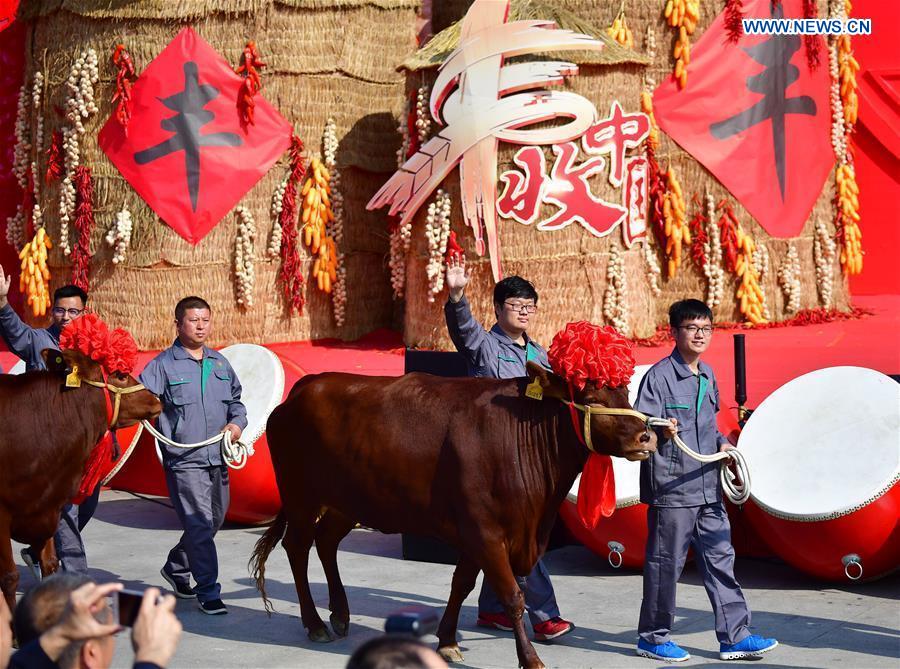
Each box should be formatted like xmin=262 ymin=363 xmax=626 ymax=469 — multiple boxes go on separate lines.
xmin=445 ymin=253 xmax=470 ymax=303
xmin=0 ymin=264 xmax=11 ymax=308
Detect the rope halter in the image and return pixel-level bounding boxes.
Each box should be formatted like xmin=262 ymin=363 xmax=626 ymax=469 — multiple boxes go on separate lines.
xmin=561 ymin=396 xmax=750 ymax=505
xmin=82 ymin=372 xmax=146 ymax=428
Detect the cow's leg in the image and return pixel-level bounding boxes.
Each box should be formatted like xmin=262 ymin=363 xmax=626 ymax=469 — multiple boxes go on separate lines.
xmin=313 ymin=510 xmax=355 ymax=638
xmin=38 ymin=539 xmax=59 ymax=577
xmin=0 ymin=515 xmax=17 ymax=614
xmin=481 ymin=556 xmax=544 ymax=669
xmin=436 ymin=557 xmax=479 ymax=663
xmin=282 ymin=504 xmax=331 ymax=642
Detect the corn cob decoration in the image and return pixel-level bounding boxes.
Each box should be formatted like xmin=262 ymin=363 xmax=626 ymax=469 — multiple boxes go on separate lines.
xmin=300 ymin=157 xmax=338 ymax=293
xmin=607 ymin=5 xmax=635 ymax=48
xmin=665 ymin=0 xmax=699 ymax=89
xmin=836 ymin=163 xmax=862 ymax=274
xmin=837 ymin=34 xmax=858 ymax=124
xmin=734 ymin=225 xmax=767 ymax=325
xmin=662 ymin=167 xmax=690 ymax=278
xmin=640 ymin=91 xmax=659 ymax=151
xmin=19 ymin=227 xmax=52 ymax=317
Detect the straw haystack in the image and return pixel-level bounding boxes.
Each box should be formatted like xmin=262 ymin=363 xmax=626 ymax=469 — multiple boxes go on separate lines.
xmin=396 ymin=0 xmax=851 ymax=350
xmin=18 ymin=0 xmax=418 ymax=349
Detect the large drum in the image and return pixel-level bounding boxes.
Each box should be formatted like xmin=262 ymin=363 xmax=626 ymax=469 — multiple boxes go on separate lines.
xmin=558 ymin=365 xmax=651 ymax=569
xmin=739 ymin=367 xmax=900 ymax=582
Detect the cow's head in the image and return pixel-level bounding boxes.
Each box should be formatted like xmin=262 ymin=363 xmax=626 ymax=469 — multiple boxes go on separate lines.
xmin=526 ymin=361 xmax=656 ymax=461
xmin=43 ymin=349 xmax=162 ymax=429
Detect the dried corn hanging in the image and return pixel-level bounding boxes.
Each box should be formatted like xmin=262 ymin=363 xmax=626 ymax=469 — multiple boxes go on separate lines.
xmin=835 ymin=163 xmax=862 ymax=274
xmin=300 ymin=158 xmax=338 ymax=294
xmin=607 ymin=4 xmax=635 ymax=48
xmin=734 ymin=225 xmax=767 ymax=325
xmin=662 ymin=167 xmax=690 ymax=278
xmin=665 ymin=0 xmax=699 ymax=89
xmin=19 ymin=227 xmax=52 ymax=317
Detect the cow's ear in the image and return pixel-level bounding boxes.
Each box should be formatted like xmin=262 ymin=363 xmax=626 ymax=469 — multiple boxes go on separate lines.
xmin=42 ymin=349 xmax=70 ymax=374
xmin=526 ymin=361 xmax=567 ymax=400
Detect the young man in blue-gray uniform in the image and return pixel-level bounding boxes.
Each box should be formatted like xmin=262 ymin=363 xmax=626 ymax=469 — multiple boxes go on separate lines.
xmin=443 ymin=253 xmax=573 ymax=642
xmin=0 ymin=265 xmax=100 ymax=578
xmin=140 ymin=296 xmax=246 ymax=615
xmin=634 ymin=299 xmax=778 ymax=662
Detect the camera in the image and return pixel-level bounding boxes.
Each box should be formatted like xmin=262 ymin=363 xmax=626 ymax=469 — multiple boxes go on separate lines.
xmin=384 ymin=608 xmax=439 ymax=637
xmin=109 ymin=589 xmax=145 ymax=627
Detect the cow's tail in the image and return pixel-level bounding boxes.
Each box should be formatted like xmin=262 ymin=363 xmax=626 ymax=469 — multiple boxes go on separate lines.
xmin=249 ymin=508 xmax=288 ymax=615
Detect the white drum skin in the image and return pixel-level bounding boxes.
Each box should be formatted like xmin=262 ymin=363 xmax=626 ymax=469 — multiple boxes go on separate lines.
xmin=739 ymin=367 xmax=900 ymax=581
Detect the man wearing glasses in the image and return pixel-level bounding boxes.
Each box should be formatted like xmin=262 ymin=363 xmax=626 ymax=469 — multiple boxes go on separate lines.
xmin=633 ymin=299 xmax=777 ymax=663
xmin=0 ymin=267 xmax=100 ymax=578
xmin=443 ymin=254 xmax=574 ymax=643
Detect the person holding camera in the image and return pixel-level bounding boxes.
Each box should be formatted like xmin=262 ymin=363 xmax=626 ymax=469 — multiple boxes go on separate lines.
xmin=9 ymin=574 xmax=182 ymax=669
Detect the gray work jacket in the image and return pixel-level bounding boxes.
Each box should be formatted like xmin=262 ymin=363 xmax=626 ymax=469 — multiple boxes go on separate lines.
xmin=444 ymin=295 xmax=549 ymax=379
xmin=0 ymin=304 xmax=60 ymax=371
xmin=140 ymin=340 xmax=248 ymax=470
xmin=635 ymin=348 xmax=730 ymax=507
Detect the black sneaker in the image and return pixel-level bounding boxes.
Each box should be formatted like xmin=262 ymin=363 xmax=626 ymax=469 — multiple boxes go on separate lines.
xmin=159 ymin=568 xmax=195 ymax=599
xmin=198 ymin=598 xmax=228 ymax=615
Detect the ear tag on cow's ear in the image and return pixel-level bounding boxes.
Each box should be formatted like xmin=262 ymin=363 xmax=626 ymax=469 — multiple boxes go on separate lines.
xmin=525 ymin=378 xmax=544 ymax=400
xmin=65 ymin=365 xmax=81 ymax=388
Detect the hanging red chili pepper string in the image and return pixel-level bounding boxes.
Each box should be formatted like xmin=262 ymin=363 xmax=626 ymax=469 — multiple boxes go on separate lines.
xmin=112 ymin=44 xmax=137 ymax=133
xmin=278 ymin=134 xmax=307 ymax=313
xmin=235 ymin=41 xmax=266 ymax=128
xmin=71 ymin=166 xmax=95 ymax=291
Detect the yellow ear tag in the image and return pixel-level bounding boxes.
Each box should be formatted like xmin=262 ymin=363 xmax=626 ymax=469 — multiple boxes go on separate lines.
xmin=65 ymin=364 xmax=81 ymax=388
xmin=525 ymin=378 xmax=544 ymax=400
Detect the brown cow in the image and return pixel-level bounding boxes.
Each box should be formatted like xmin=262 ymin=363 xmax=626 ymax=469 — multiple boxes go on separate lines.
xmin=251 ymin=361 xmax=656 ymax=669
xmin=0 ymin=348 xmax=161 ymax=612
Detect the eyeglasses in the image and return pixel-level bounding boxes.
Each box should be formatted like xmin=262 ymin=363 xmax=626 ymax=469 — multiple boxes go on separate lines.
xmin=504 ymin=302 xmax=537 ymax=314
xmin=51 ymin=307 xmax=84 ymax=318
xmin=679 ymin=325 xmax=714 ymax=336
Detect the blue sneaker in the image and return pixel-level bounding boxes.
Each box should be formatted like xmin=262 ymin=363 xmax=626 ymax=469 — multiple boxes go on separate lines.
xmin=719 ymin=634 xmax=778 ymax=660
xmin=636 ymin=638 xmax=691 ymax=662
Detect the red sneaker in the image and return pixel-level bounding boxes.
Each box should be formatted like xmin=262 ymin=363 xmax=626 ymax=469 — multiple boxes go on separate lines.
xmin=533 ymin=617 xmax=574 ymax=642
xmin=476 ymin=611 xmax=515 ymax=631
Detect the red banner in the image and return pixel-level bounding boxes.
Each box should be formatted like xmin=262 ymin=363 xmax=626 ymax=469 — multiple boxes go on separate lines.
xmin=653 ymin=0 xmax=832 ymax=238
xmin=99 ymin=28 xmax=291 ymax=244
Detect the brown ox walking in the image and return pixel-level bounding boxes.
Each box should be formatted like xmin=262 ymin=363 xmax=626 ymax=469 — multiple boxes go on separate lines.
xmin=0 ymin=349 xmax=161 ymax=612
xmin=251 ymin=362 xmax=656 ymax=668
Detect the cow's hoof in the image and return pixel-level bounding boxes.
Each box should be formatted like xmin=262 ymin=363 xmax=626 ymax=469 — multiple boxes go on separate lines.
xmin=330 ymin=613 xmax=350 ymax=637
xmin=438 ymin=644 xmax=465 ymax=663
xmin=308 ymin=627 xmax=334 ymax=643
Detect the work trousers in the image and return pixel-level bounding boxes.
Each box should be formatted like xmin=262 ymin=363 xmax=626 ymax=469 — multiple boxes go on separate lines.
xmin=479 ymin=558 xmax=561 ymax=626
xmin=163 ymin=466 xmax=229 ymax=603
xmin=638 ymin=503 xmax=751 ymax=645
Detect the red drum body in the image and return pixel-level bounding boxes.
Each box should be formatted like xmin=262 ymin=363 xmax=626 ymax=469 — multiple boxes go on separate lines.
xmin=739 ymin=367 xmax=900 ymax=582
xmin=559 ymin=365 xmax=651 ymax=569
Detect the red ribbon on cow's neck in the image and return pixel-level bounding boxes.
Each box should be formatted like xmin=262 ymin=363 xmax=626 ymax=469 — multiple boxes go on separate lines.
xmin=567 ymin=383 xmax=616 ymax=528
xmin=73 ymin=370 xmax=115 ymax=505
xmin=567 ymin=382 xmax=586 ymax=447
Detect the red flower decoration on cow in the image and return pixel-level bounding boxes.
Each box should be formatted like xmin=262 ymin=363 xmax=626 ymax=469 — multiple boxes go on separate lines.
xmin=59 ymin=313 xmax=138 ymax=376
xmin=548 ymin=321 xmax=635 ymax=390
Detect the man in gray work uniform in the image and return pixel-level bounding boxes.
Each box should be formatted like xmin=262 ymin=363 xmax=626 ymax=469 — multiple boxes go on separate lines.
xmin=443 ymin=253 xmax=573 ymax=642
xmin=140 ymin=296 xmax=246 ymax=615
xmin=634 ymin=299 xmax=777 ymax=663
xmin=0 ymin=266 xmax=99 ymax=577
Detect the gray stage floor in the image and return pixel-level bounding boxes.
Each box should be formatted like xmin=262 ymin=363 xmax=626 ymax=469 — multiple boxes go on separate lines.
xmin=12 ymin=490 xmax=900 ymax=668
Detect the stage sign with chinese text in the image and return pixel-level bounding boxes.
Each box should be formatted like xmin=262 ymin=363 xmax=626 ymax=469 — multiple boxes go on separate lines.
xmin=99 ymin=28 xmax=291 ymax=244
xmin=367 ymin=0 xmax=607 ymax=281
xmin=653 ymin=0 xmax=831 ymax=238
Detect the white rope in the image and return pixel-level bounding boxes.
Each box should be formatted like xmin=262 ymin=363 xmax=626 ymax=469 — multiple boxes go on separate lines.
xmin=646 ymin=417 xmax=751 ymax=505
xmin=140 ymin=420 xmax=255 ymax=470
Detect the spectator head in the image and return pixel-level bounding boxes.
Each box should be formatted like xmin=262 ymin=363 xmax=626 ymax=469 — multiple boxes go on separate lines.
xmin=51 ymin=285 xmax=88 ymax=329
xmin=346 ymin=636 xmax=448 ymax=669
xmin=13 ymin=574 xmax=115 ymax=669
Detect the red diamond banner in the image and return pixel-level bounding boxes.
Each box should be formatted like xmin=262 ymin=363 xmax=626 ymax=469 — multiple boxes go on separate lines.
xmin=652 ymin=0 xmax=832 ymax=238
xmin=99 ymin=28 xmax=291 ymax=244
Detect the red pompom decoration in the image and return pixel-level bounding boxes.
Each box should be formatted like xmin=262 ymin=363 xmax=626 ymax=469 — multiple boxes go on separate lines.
xmin=59 ymin=313 xmax=138 ymax=376
xmin=548 ymin=321 xmax=636 ymax=390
